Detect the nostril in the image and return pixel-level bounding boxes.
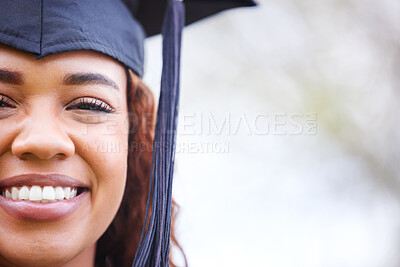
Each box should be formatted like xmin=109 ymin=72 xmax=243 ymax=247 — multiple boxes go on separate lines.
xmin=19 ymin=152 xmax=56 ymax=160
xmin=16 ymin=150 xmax=71 ymax=161
xmin=54 ymin=153 xmax=69 ymax=159
xmin=19 ymin=152 xmax=34 ymax=160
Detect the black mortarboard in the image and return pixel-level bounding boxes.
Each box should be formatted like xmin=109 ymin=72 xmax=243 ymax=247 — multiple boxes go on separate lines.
xmin=0 ymin=0 xmax=256 ymax=265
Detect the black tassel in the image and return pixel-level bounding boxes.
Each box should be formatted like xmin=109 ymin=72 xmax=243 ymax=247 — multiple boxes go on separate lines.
xmin=132 ymin=0 xmax=184 ymax=266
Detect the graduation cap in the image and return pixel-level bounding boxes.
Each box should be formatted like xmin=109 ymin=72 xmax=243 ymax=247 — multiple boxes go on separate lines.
xmin=0 ymin=0 xmax=256 ymax=265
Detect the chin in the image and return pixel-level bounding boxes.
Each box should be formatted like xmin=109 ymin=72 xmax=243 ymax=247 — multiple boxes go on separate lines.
xmin=0 ymin=197 xmax=100 ymax=267
xmin=0 ymin=237 xmax=91 ymax=267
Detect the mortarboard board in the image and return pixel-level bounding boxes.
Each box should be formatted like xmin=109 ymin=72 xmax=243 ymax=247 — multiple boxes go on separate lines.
xmin=0 ymin=0 xmax=257 ymax=265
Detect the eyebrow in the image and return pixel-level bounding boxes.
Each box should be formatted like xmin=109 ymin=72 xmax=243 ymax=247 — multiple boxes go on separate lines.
xmin=63 ymin=73 xmax=119 ymax=91
xmin=0 ymin=69 xmax=24 ymax=85
xmin=0 ymin=69 xmax=119 ymax=91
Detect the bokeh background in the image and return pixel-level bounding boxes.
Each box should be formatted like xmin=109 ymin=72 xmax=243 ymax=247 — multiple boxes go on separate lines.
xmin=143 ymin=0 xmax=400 ymax=266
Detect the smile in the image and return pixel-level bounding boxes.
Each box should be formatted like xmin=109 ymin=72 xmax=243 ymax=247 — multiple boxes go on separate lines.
xmin=0 ymin=173 xmax=90 ymax=221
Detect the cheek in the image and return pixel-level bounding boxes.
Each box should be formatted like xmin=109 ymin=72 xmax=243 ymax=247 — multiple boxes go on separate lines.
xmin=77 ymin=113 xmax=130 ymax=218
xmin=62 ymin=111 xmax=130 ymax=247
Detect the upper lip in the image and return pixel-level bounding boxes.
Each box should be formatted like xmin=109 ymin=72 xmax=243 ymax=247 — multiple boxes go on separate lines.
xmin=0 ymin=173 xmax=89 ymax=189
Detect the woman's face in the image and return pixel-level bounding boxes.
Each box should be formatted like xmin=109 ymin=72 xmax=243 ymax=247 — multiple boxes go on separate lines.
xmin=0 ymin=45 xmax=129 ymax=266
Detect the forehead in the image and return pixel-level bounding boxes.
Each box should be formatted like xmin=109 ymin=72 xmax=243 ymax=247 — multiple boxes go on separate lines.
xmin=0 ymin=44 xmax=127 ymax=85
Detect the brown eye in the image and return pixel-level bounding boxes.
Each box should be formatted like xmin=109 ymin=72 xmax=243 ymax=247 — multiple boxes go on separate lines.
xmin=66 ymin=97 xmax=114 ymax=113
xmin=0 ymin=95 xmax=16 ymax=108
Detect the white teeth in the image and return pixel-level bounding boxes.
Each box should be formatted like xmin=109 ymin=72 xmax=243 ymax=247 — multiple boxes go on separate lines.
xmin=4 ymin=186 xmax=79 ymax=202
xmin=5 ymin=189 xmax=11 ymax=199
xmin=11 ymin=187 xmax=19 ymax=200
xmin=19 ymin=186 xmax=30 ymax=200
xmin=42 ymin=186 xmax=55 ymax=201
xmin=29 ymin=186 xmax=42 ymax=201
xmin=55 ymin=186 xmax=65 ymax=200
xmin=64 ymin=187 xmax=71 ymax=199
xmin=70 ymin=188 xmax=77 ymax=198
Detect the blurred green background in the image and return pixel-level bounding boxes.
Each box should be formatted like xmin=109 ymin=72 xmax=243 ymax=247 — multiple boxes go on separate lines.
xmin=144 ymin=0 xmax=400 ymax=266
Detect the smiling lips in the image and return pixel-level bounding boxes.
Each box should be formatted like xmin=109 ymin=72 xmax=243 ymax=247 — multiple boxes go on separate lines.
xmin=0 ymin=173 xmax=89 ymax=221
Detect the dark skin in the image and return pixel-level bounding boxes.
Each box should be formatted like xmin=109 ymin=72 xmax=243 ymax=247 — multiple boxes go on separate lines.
xmin=0 ymin=44 xmax=131 ymax=267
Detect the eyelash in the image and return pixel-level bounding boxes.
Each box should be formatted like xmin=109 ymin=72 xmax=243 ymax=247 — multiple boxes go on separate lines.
xmin=66 ymin=97 xmax=115 ymax=113
xmin=0 ymin=95 xmax=114 ymax=113
xmin=0 ymin=95 xmax=16 ymax=108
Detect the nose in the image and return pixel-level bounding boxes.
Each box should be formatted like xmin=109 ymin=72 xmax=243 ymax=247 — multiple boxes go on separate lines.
xmin=11 ymin=116 xmax=75 ymax=160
